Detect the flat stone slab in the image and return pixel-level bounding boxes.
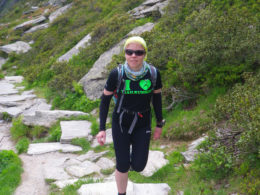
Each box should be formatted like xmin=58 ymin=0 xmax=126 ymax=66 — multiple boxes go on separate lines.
xmin=60 ymin=120 xmax=91 ymax=144
xmin=78 ymin=181 xmax=171 ymax=195
xmin=53 ymin=179 xmax=79 ymax=189
xmin=0 ymin=94 xmax=36 ymax=104
xmin=96 ymin=157 xmax=115 ymax=170
xmin=23 ymin=110 xmax=88 ymax=128
xmin=0 ymin=81 xmax=18 ymax=95
xmin=27 ymin=142 xmax=82 ymax=155
xmin=141 ymin=150 xmax=169 ymax=177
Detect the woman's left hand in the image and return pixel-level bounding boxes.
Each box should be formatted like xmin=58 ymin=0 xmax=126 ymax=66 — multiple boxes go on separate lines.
xmin=153 ymin=127 xmax=162 ymax=140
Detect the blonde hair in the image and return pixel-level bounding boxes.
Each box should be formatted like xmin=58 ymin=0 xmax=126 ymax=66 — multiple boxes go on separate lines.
xmin=124 ymin=36 xmax=147 ymax=60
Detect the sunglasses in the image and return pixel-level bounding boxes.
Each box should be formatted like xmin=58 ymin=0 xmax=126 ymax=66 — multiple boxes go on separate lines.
xmin=125 ymin=49 xmax=145 ymax=56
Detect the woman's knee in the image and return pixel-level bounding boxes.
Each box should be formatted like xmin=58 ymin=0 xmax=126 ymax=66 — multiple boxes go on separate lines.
xmin=131 ymin=161 xmax=146 ymax=172
xmin=116 ymin=161 xmax=130 ymax=173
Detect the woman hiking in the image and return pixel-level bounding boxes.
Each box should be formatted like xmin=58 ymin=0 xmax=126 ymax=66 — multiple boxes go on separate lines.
xmin=96 ymin=36 xmax=164 ymax=195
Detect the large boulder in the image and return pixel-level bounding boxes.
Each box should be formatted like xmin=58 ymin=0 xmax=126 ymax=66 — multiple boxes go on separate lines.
xmin=0 ymin=41 xmax=31 ymax=54
xmin=79 ymin=22 xmax=155 ymax=100
xmin=58 ymin=33 xmax=91 ymax=62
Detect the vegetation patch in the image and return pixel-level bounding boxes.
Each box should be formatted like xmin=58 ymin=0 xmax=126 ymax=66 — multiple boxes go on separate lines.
xmin=0 ymin=150 xmax=23 ymax=195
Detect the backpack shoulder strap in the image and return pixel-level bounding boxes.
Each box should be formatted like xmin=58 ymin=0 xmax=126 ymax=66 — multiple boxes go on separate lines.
xmin=116 ymin=64 xmax=124 ymax=91
xmin=149 ymin=64 xmax=157 ymax=89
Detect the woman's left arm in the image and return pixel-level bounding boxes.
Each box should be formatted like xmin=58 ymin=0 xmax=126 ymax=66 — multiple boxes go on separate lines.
xmin=152 ymin=89 xmax=163 ymax=140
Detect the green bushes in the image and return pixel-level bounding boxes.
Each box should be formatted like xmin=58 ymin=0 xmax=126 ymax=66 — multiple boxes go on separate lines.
xmin=15 ymin=137 xmax=30 ymax=154
xmin=0 ymin=150 xmax=23 ymax=195
xmin=213 ymin=71 xmax=260 ymax=160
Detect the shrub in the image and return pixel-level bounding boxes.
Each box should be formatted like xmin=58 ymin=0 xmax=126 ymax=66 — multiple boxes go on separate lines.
xmin=212 ymin=71 xmax=260 ymax=160
xmin=10 ymin=117 xmax=29 ymax=141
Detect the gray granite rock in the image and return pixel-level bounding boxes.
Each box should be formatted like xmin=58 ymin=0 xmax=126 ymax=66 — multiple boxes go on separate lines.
xmin=0 ymin=41 xmax=32 ymax=54
xmin=60 ymin=120 xmax=92 ymax=143
xmin=0 ymin=57 xmax=7 ymax=69
xmin=0 ymin=81 xmax=19 ymax=96
xmin=53 ymin=179 xmax=79 ymax=189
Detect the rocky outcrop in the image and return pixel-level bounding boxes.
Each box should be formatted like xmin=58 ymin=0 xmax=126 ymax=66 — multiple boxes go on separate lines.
xmin=13 ymin=16 xmax=46 ymax=31
xmin=129 ymin=0 xmax=169 ymax=19
xmin=48 ymin=0 xmax=67 ymax=6
xmin=0 ymin=41 xmax=31 ymax=54
xmin=24 ymin=23 xmax=49 ymax=34
xmin=49 ymin=3 xmax=73 ymax=23
xmin=79 ymin=22 xmax=155 ymax=100
xmin=58 ymin=33 xmax=91 ymax=62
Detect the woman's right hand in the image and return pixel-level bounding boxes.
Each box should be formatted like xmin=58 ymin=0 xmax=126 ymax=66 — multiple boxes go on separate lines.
xmin=96 ymin=131 xmax=106 ymax=146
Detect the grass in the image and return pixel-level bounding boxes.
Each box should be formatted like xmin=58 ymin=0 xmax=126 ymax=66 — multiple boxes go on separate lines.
xmin=164 ymin=87 xmax=226 ymax=140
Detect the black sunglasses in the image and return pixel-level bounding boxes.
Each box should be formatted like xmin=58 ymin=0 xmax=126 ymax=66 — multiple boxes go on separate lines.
xmin=125 ymin=49 xmax=145 ymax=56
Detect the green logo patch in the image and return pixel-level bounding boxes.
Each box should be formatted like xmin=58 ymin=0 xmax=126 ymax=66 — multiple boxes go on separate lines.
xmin=139 ymin=79 xmax=151 ymax=90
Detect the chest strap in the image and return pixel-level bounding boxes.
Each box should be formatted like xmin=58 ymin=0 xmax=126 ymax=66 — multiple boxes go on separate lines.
xmin=119 ymin=108 xmax=150 ymax=134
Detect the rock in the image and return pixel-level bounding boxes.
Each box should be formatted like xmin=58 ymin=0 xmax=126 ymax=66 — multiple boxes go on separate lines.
xmin=76 ymin=150 xmax=108 ymax=162
xmin=58 ymin=33 xmax=91 ymax=62
xmin=23 ymin=110 xmax=88 ymax=128
xmin=1 ymin=107 xmax=23 ymax=117
xmin=13 ymin=16 xmax=46 ymax=31
xmin=79 ymin=23 xmax=154 ymax=100
xmin=181 ymin=136 xmax=207 ymax=162
xmin=0 ymin=41 xmax=32 ymax=54
xmin=24 ymin=23 xmax=49 ymax=34
xmin=60 ymin=120 xmax=92 ymax=143
xmin=91 ymin=128 xmax=113 ymax=147
xmin=0 ymin=94 xmax=36 ymax=105
xmin=141 ymin=150 xmax=169 ymax=177
xmin=22 ymin=98 xmax=52 ymax=116
xmin=65 ymin=160 xmax=101 ymax=177
xmin=0 ymin=80 xmax=19 ymax=96
xmin=96 ymin=157 xmax=115 ymax=170
xmin=53 ymin=179 xmax=78 ymax=189
xmin=5 ymin=76 xmax=24 ymax=83
xmin=129 ymin=0 xmax=169 ymax=19
xmin=27 ymin=142 xmax=82 ymax=155
xmin=49 ymin=3 xmax=73 ymax=23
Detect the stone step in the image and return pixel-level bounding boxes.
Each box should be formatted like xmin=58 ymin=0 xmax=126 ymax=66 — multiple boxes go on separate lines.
xmin=27 ymin=142 xmax=82 ymax=155
xmin=78 ymin=181 xmax=171 ymax=195
xmin=60 ymin=120 xmax=92 ymax=144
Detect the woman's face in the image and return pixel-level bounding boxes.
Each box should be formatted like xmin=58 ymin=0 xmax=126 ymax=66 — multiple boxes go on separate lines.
xmin=125 ymin=43 xmax=145 ymax=71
